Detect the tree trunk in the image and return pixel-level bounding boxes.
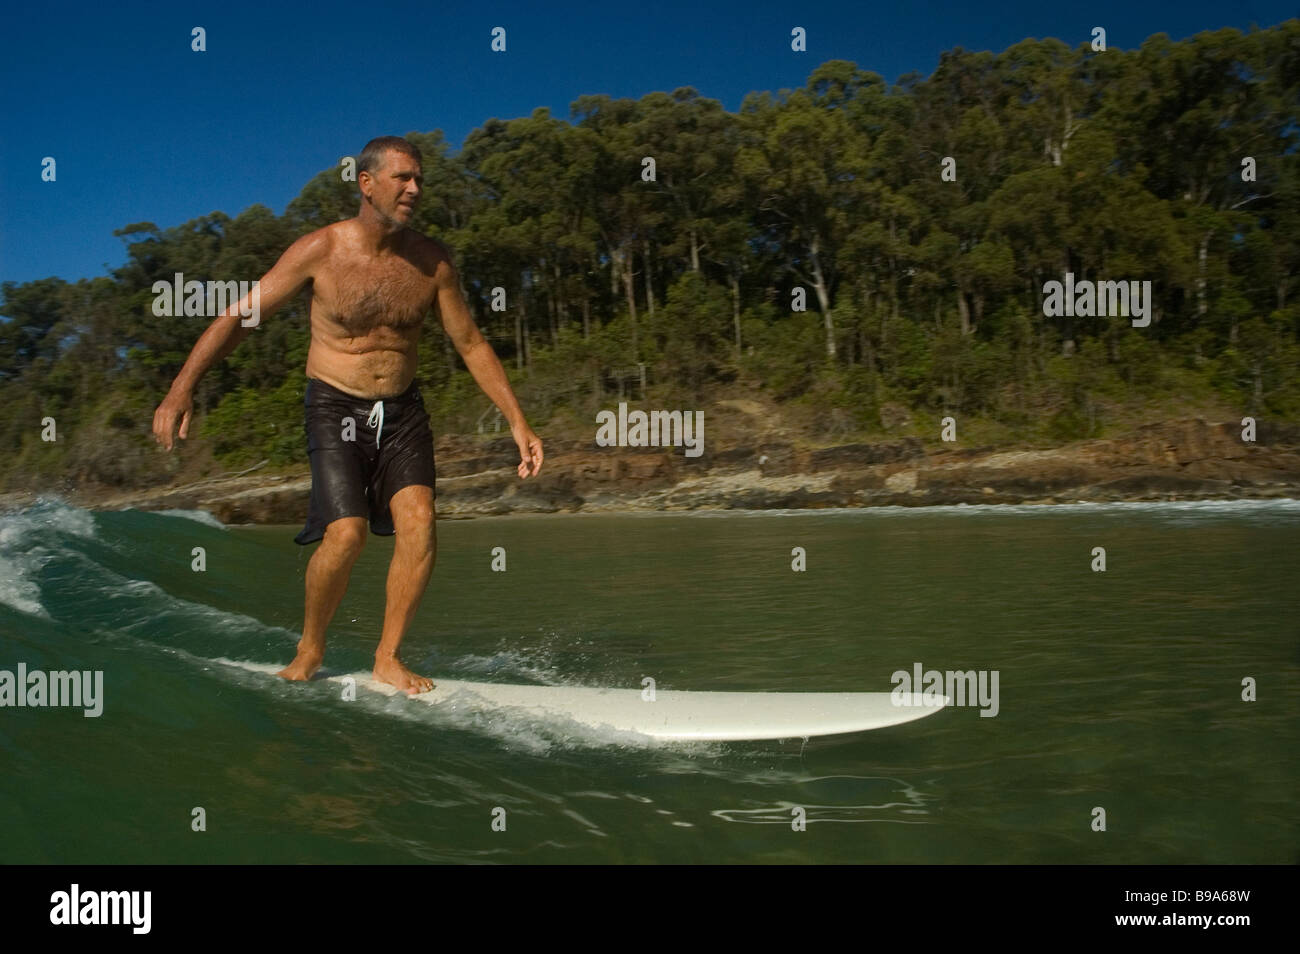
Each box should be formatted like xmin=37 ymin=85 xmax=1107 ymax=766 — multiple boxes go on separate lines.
xmin=957 ymin=290 xmax=971 ymax=335
xmin=514 ymin=287 xmax=523 ymax=371
xmin=554 ymin=260 xmax=567 ymax=333
xmin=444 ymin=327 xmax=457 ymax=374
xmin=808 ymin=232 xmax=834 ymax=359
xmin=619 ymin=243 xmax=639 ymax=358
xmin=1060 ymin=255 xmax=1074 ymax=354
xmin=642 ymin=237 xmax=656 ymax=318
xmin=690 ymin=227 xmax=700 ymax=272
xmin=730 ymin=270 xmax=741 ymax=353
xmin=520 ymin=295 xmax=531 ymax=369
xmin=860 ymin=285 xmax=875 ymax=372
xmin=1197 ymin=230 xmax=1211 ymax=321
xmin=880 ymin=306 xmax=888 ymax=373
xmin=546 ymin=269 xmax=558 ymax=349
xmin=888 ymin=214 xmax=899 ymax=320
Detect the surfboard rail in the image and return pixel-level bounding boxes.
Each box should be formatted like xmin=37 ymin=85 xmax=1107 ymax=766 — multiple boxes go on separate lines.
xmin=216 ymin=659 xmax=949 ymax=741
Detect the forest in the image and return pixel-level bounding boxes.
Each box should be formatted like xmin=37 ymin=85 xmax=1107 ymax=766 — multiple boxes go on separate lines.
xmin=1 ymin=24 xmax=1297 ymax=491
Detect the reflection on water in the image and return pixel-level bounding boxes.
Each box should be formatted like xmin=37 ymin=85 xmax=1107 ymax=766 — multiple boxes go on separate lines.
xmin=712 ymin=775 xmax=937 ymax=825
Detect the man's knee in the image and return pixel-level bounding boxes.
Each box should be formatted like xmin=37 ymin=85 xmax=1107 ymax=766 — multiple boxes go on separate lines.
xmin=322 ymin=516 xmax=367 ymax=557
xmin=391 ymin=487 xmax=436 ymax=549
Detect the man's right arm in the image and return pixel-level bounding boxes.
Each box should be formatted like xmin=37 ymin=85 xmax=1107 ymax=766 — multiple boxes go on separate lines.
xmin=152 ymin=230 xmax=327 ymax=451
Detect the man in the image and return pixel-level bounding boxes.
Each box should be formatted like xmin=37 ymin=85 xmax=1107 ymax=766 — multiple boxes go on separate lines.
xmin=152 ymin=136 xmax=543 ymax=694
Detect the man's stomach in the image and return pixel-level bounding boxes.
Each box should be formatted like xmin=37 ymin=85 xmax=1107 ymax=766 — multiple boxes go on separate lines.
xmin=305 ymin=343 xmax=417 ymax=400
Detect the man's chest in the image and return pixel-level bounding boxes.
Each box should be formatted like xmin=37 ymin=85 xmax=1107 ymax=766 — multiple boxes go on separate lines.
xmin=315 ymin=255 xmax=439 ymax=334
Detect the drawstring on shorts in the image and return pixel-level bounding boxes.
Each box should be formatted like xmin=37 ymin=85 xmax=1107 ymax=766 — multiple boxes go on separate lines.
xmin=367 ymin=400 xmax=385 ymax=450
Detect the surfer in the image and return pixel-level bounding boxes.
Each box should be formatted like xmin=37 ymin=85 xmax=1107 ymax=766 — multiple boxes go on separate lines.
xmin=151 ymin=136 xmax=543 ymax=694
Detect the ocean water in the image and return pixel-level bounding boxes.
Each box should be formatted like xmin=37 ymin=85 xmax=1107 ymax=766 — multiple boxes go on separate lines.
xmin=0 ymin=497 xmax=1296 ymax=863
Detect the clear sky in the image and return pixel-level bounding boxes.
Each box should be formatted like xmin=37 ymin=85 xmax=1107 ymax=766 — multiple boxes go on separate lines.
xmin=1 ymin=0 xmax=1294 ymax=286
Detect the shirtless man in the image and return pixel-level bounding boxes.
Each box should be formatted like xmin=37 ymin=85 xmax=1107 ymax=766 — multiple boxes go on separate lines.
xmin=152 ymin=136 xmax=543 ymax=694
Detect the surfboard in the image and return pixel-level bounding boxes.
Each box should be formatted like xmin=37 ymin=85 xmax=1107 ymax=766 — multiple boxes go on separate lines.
xmin=218 ymin=659 xmax=949 ymax=741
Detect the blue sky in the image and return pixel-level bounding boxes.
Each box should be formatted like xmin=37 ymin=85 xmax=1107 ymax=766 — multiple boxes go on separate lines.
xmin=1 ymin=0 xmax=1294 ymax=286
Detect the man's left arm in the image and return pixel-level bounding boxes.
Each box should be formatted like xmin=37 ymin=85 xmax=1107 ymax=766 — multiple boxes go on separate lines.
xmin=434 ymin=245 xmax=543 ymax=478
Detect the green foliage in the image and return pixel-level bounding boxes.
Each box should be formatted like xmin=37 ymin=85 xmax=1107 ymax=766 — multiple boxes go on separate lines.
xmin=647 ymin=272 xmax=734 ymax=401
xmin=3 ymin=25 xmax=1299 ymax=492
xmin=739 ymin=309 xmax=824 ymax=400
xmin=199 ymin=377 xmax=306 ymax=467
xmin=520 ymin=324 xmax=601 ymax=421
xmin=1211 ymin=310 xmax=1300 ymax=415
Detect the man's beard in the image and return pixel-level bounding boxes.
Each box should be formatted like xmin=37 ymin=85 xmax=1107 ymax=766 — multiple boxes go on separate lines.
xmin=368 ymin=193 xmax=405 ymax=227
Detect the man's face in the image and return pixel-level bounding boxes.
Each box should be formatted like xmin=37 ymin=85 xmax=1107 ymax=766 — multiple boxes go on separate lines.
xmin=363 ymin=149 xmax=423 ymax=225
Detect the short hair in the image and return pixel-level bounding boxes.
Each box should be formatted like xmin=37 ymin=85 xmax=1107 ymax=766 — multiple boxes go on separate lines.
xmin=357 ymin=136 xmax=422 ymax=176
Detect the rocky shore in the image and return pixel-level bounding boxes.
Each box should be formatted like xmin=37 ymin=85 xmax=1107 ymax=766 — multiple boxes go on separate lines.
xmin=6 ymin=418 xmax=1299 ymax=522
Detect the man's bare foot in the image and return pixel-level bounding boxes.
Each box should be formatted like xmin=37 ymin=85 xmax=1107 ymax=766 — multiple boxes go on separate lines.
xmin=373 ymin=655 xmax=434 ymax=695
xmin=277 ymin=651 xmax=323 ymax=682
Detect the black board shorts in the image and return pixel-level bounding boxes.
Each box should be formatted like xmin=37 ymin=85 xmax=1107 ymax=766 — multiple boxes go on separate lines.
xmin=294 ymin=377 xmax=437 ymax=545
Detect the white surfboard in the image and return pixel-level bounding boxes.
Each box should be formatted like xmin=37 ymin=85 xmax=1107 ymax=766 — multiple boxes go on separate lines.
xmin=218 ymin=659 xmax=948 ymax=741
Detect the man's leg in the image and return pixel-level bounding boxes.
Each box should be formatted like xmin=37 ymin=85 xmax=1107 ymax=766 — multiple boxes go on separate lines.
xmin=279 ymin=515 xmax=367 ymax=681
xmin=372 ymin=483 xmax=436 ymax=693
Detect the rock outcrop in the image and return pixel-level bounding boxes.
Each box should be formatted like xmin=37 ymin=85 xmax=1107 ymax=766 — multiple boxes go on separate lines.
xmin=12 ymin=419 xmax=1298 ymax=522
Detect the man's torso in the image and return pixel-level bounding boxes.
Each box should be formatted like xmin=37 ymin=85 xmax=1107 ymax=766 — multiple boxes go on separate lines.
xmin=303 ymin=221 xmax=446 ymax=399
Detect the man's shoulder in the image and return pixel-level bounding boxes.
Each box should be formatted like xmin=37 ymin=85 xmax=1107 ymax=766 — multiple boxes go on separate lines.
xmin=401 ymin=230 xmax=454 ymax=273
xmin=403 ymin=229 xmax=451 ymax=257
xmin=285 ymin=222 xmax=341 ymax=261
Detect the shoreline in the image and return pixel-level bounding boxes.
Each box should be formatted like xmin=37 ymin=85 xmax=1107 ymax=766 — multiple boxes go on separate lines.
xmin=4 ymin=417 xmax=1298 ymax=523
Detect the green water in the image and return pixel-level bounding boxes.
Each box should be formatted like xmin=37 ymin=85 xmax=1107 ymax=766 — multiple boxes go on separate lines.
xmin=1 ymin=499 xmax=1296 ymax=863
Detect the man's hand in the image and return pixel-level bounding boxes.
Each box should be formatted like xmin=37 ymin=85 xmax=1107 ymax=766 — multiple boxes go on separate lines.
xmin=512 ymin=422 xmax=544 ymax=478
xmin=153 ymin=390 xmax=194 ymax=452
